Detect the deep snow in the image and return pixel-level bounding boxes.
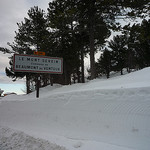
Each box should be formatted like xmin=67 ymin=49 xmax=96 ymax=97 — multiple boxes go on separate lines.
xmin=0 ymin=67 xmax=150 ymax=150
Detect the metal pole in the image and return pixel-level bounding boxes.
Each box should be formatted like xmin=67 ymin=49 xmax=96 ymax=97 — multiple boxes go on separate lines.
xmin=36 ymin=75 xmax=40 ymax=98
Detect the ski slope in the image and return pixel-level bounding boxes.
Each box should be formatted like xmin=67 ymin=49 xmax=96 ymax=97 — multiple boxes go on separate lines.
xmin=0 ymin=67 xmax=150 ymax=150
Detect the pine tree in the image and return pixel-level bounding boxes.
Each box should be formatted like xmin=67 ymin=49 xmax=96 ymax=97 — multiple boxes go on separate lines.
xmin=138 ymin=19 xmax=150 ymax=67
xmin=77 ymin=0 xmax=150 ymax=79
xmin=96 ymin=49 xmax=112 ymax=78
xmin=109 ymin=35 xmax=128 ymax=75
xmin=122 ymin=19 xmax=150 ymax=70
xmin=6 ymin=6 xmax=51 ymax=93
xmin=47 ymin=0 xmax=85 ymax=84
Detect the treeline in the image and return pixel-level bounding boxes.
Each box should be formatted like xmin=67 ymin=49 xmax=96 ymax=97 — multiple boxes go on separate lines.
xmin=96 ymin=19 xmax=150 ymax=78
xmin=0 ymin=0 xmax=149 ymax=94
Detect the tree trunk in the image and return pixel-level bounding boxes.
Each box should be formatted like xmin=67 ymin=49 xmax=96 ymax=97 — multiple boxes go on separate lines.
xmin=50 ymin=75 xmax=53 ymax=86
xmin=89 ymin=0 xmax=96 ymax=80
xmin=77 ymin=66 xmax=81 ymax=83
xmin=121 ymin=69 xmax=123 ymax=75
xmin=26 ymin=74 xmax=31 ymax=94
xmin=106 ymin=68 xmax=110 ymax=79
xmin=81 ymin=48 xmax=85 ymax=83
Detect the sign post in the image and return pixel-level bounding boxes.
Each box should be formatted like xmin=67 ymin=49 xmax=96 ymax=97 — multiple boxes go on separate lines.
xmin=36 ymin=76 xmax=40 ymax=98
xmin=13 ymin=54 xmax=63 ymax=98
xmin=34 ymin=51 xmax=45 ymax=98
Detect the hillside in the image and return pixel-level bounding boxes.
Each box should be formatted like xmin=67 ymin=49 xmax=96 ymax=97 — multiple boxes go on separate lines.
xmin=0 ymin=67 xmax=150 ymax=150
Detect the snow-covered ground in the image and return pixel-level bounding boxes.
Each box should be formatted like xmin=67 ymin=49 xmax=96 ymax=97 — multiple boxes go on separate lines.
xmin=0 ymin=67 xmax=150 ymax=150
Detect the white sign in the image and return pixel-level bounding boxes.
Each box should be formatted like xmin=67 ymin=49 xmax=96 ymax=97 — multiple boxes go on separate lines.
xmin=13 ymin=54 xmax=63 ymax=74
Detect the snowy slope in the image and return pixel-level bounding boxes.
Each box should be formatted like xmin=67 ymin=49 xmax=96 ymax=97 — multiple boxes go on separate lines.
xmin=0 ymin=67 xmax=150 ymax=150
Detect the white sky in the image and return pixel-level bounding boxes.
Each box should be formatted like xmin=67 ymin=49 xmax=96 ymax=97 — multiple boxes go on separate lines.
xmin=0 ymin=0 xmax=51 ymax=48
xmin=0 ymin=0 xmax=51 ymax=94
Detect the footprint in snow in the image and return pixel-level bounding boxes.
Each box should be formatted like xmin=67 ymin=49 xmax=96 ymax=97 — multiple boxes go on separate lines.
xmin=73 ymin=141 xmax=83 ymax=148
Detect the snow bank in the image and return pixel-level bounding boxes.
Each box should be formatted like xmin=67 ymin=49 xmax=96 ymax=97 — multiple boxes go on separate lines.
xmin=0 ymin=126 xmax=67 ymax=150
xmin=2 ymin=67 xmax=150 ymax=102
xmin=0 ymin=67 xmax=150 ymax=150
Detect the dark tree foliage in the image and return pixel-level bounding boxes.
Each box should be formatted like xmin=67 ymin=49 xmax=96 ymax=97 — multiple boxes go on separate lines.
xmin=77 ymin=0 xmax=111 ymax=79
xmin=13 ymin=6 xmax=49 ymax=54
xmin=5 ymin=56 xmax=25 ymax=81
xmin=138 ymin=19 xmax=150 ymax=67
xmin=122 ymin=24 xmax=138 ymax=72
xmin=96 ymin=18 xmax=150 ymax=78
xmin=0 ymin=47 xmax=13 ymax=54
xmin=47 ymin=0 xmax=80 ymax=84
xmin=123 ymin=19 xmax=150 ymax=69
xmin=109 ymin=35 xmax=128 ymax=75
xmin=77 ymin=0 xmax=150 ymax=79
xmin=47 ymin=0 xmax=111 ymax=81
xmin=96 ymin=48 xmax=112 ymax=78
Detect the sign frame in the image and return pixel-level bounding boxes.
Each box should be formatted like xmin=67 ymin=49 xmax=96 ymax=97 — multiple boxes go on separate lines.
xmin=13 ymin=54 xmax=63 ymax=74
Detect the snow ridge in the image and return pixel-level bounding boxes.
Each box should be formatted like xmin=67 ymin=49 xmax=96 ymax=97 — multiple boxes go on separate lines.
xmin=0 ymin=126 xmax=67 ymax=150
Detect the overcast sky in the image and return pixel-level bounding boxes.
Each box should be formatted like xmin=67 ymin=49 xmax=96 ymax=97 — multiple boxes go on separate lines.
xmin=0 ymin=0 xmax=51 ymax=94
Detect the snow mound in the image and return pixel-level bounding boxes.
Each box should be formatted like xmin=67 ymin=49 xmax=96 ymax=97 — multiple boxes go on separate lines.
xmin=0 ymin=126 xmax=67 ymax=150
xmin=1 ymin=67 xmax=150 ymax=102
xmin=0 ymin=67 xmax=150 ymax=150
xmin=39 ymin=67 xmax=150 ymax=96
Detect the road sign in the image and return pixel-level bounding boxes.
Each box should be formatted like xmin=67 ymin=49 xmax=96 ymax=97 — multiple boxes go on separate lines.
xmin=13 ymin=54 xmax=63 ymax=74
xmin=34 ymin=51 xmax=45 ymax=56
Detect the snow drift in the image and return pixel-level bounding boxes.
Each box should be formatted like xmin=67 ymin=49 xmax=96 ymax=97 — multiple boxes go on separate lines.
xmin=0 ymin=126 xmax=66 ymax=150
xmin=0 ymin=67 xmax=150 ymax=150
